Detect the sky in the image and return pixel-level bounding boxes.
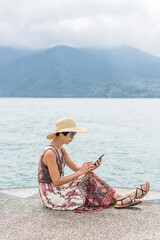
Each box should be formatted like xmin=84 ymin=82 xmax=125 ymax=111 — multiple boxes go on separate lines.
xmin=0 ymin=0 xmax=160 ymax=56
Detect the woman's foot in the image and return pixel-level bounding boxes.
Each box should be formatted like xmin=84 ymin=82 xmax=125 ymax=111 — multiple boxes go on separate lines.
xmin=114 ymin=196 xmax=142 ymax=209
xmin=126 ymin=181 xmax=150 ymax=199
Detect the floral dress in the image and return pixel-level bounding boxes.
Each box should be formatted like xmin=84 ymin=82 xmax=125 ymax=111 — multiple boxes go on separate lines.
xmin=38 ymin=145 xmax=115 ymax=213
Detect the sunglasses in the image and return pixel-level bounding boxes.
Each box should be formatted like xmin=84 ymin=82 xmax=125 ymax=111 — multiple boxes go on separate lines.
xmin=70 ymin=132 xmax=77 ymax=138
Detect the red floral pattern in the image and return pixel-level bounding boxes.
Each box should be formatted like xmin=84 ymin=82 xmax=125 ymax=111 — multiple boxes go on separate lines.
xmin=73 ymin=172 xmax=115 ymax=213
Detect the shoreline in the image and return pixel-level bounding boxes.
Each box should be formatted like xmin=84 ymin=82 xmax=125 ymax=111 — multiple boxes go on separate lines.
xmin=1 ymin=185 xmax=160 ymax=191
xmin=0 ymin=186 xmax=160 ymax=203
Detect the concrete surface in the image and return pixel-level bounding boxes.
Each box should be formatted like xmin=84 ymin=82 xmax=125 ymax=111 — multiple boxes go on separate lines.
xmin=0 ymin=187 xmax=160 ymax=240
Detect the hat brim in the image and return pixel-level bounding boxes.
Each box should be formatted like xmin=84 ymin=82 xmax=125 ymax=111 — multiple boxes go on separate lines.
xmin=46 ymin=127 xmax=87 ymax=140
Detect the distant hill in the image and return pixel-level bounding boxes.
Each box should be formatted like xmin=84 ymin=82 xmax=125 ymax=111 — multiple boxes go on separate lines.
xmin=0 ymin=47 xmax=37 ymax=66
xmin=0 ymin=45 xmax=160 ymax=97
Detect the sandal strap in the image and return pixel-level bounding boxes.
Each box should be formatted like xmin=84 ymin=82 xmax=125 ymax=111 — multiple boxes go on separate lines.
xmin=135 ymin=184 xmax=146 ymax=198
xmin=116 ymin=196 xmax=133 ymax=206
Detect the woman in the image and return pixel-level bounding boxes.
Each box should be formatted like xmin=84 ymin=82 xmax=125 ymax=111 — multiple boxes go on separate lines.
xmin=38 ymin=117 xmax=149 ymax=212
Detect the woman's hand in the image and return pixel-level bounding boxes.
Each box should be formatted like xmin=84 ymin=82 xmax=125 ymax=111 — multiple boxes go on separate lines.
xmin=93 ymin=157 xmax=102 ymax=170
xmin=79 ymin=162 xmax=95 ymax=174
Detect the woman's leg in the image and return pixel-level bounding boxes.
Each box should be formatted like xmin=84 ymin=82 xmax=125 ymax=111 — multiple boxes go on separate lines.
xmin=124 ymin=182 xmax=149 ymax=199
xmin=110 ymin=190 xmax=142 ymax=206
xmin=110 ymin=191 xmax=123 ymax=205
xmin=110 ymin=181 xmax=149 ymax=207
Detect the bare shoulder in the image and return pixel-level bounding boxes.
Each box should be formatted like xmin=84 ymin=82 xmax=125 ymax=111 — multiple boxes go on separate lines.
xmin=43 ymin=149 xmax=56 ymax=165
xmin=44 ymin=149 xmax=56 ymax=157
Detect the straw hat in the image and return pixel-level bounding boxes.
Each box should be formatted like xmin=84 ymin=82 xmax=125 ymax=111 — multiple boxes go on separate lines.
xmin=46 ymin=117 xmax=87 ymax=140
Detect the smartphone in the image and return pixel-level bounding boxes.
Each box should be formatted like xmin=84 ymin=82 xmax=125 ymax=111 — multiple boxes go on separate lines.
xmin=94 ymin=153 xmax=105 ymax=166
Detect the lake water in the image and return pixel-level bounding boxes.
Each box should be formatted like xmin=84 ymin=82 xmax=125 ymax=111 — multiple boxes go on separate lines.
xmin=0 ymin=98 xmax=160 ymax=190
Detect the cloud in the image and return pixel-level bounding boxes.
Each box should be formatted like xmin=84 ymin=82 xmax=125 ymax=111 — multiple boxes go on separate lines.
xmin=0 ymin=0 xmax=160 ymax=56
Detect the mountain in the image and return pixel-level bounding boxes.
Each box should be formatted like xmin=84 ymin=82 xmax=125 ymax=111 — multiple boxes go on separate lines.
xmin=0 ymin=45 xmax=160 ymax=97
xmin=0 ymin=47 xmax=37 ymax=66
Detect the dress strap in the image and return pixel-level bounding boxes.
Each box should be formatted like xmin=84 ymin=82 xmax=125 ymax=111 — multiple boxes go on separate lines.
xmin=44 ymin=145 xmax=59 ymax=159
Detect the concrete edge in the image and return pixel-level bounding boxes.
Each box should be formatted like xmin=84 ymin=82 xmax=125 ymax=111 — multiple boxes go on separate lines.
xmin=0 ymin=187 xmax=160 ymax=205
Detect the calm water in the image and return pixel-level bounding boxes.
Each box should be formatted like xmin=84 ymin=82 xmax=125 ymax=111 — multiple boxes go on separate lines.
xmin=0 ymin=98 xmax=160 ymax=190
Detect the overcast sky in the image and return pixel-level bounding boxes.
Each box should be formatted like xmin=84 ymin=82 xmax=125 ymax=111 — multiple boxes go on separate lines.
xmin=0 ymin=0 xmax=160 ymax=56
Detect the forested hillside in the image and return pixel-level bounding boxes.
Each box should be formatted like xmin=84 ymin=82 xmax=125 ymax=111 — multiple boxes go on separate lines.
xmin=0 ymin=45 xmax=160 ymax=97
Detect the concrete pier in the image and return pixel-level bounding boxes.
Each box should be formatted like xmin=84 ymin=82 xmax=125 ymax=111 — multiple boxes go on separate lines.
xmin=0 ymin=187 xmax=160 ymax=240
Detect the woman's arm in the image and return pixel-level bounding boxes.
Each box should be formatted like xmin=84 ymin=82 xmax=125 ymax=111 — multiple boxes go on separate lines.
xmin=44 ymin=150 xmax=94 ymax=187
xmin=63 ymin=148 xmax=81 ymax=171
xmin=63 ymin=148 xmax=102 ymax=172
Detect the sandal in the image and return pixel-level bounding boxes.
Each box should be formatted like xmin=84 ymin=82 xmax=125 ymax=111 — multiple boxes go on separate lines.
xmin=135 ymin=182 xmax=150 ymax=199
xmin=114 ymin=196 xmax=142 ymax=209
